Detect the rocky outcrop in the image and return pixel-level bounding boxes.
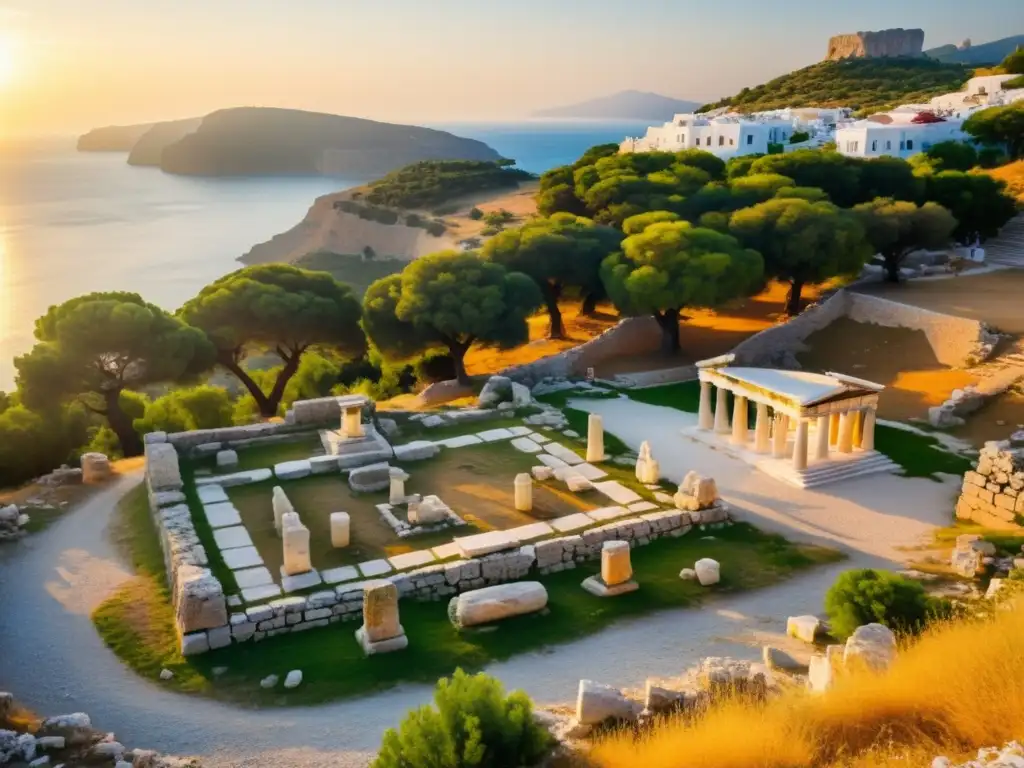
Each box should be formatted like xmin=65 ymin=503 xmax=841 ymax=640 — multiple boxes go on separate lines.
xmin=826 ymin=28 xmax=925 ymax=60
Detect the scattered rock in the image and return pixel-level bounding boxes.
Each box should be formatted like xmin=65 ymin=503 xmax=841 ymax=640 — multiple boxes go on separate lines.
xmin=844 ymin=623 xmax=896 ymax=673
xmin=283 ymin=670 xmax=303 ymax=689
xmin=678 ymin=568 xmax=697 ymax=581
xmin=575 ymin=680 xmax=641 ymax=726
xmin=159 ymin=669 xmax=174 ymax=681
xmin=694 ymin=558 xmax=720 ymax=586
xmin=786 ymin=615 xmax=822 ymax=643
xmin=259 ymin=675 xmax=279 ymax=689
xmin=763 ymin=646 xmax=805 ymax=672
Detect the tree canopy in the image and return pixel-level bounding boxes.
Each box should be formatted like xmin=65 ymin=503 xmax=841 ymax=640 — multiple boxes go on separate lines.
xmin=852 ymin=198 xmax=958 ymax=282
xmin=921 ymin=170 xmax=1019 ymax=243
xmin=601 ymin=220 xmax=763 ymax=353
xmin=15 ymin=292 xmax=213 ymax=456
xmin=963 ymin=102 xmax=1024 ymax=160
xmin=729 ymin=198 xmax=871 ymax=314
xmin=178 ymin=264 xmax=365 ymax=417
xmin=363 ymin=251 xmax=541 ymax=384
xmin=481 ymin=214 xmax=622 ymax=338
xmin=362 ymin=160 xmax=534 ymax=210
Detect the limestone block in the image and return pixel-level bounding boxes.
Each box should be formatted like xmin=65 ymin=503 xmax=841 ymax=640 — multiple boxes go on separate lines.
xmin=355 ymin=581 xmax=407 ymax=654
xmin=963 ymin=471 xmax=986 ymax=488
xmin=330 ymin=512 xmax=350 ymax=548
xmin=477 ymin=375 xmax=512 ymax=408
xmin=174 ymin=564 xmax=227 ymax=633
xmin=566 ymin=474 xmax=594 ymax=493
xmin=601 ymin=540 xmax=632 ymax=586
xmin=272 ymin=486 xmax=294 ymax=535
xmin=409 ymin=495 xmax=450 ymax=525
xmin=348 ymin=462 xmax=392 ymax=493
xmin=514 ymin=473 xmax=533 ymax=512
xmin=275 ymin=460 xmax=312 ymax=481
xmin=282 ymin=516 xmax=312 ymax=576
xmin=532 ymin=465 xmax=554 ymax=481
xmin=693 ymin=477 xmax=718 ymax=507
xmin=511 ymin=381 xmax=532 ymax=407
xmin=786 ymin=615 xmax=821 ymax=643
xmin=576 ymin=680 xmax=641 ymax=725
xmin=448 ymin=581 xmax=548 ymax=628
xmin=393 ymin=441 xmax=440 ymax=462
xmin=586 ymin=413 xmax=605 ymax=463
xmin=80 ymin=452 xmax=111 ymax=484
xmin=389 ymin=468 xmax=409 ymax=505
xmin=807 ymin=654 xmax=834 ymax=692
xmin=638 ymin=458 xmax=660 ymax=485
xmin=215 ymin=450 xmax=238 ymax=469
xmin=843 ymin=623 xmax=896 ymax=673
xmin=145 ymin=442 xmax=182 ymax=491
xmin=694 ymin=558 xmax=720 ymax=586
xmin=644 ymin=682 xmax=686 ymax=713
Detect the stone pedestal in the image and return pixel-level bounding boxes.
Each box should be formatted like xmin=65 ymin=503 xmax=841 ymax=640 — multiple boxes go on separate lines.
xmin=330 ymin=512 xmax=350 ymax=548
xmin=81 ymin=452 xmax=111 ymax=484
xmin=582 ymin=540 xmax=638 ymax=597
xmin=514 ymin=473 xmax=533 ymax=512
xmin=389 ymin=468 xmax=409 ymax=505
xmin=340 ymin=403 xmax=365 ymax=439
xmin=355 ymin=581 xmax=408 ymax=655
xmin=281 ymin=513 xmax=312 ymax=576
xmin=586 ymin=413 xmax=605 ymax=462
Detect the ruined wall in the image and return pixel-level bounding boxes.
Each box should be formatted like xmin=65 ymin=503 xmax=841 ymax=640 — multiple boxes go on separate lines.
xmin=826 ymin=28 xmax=925 ymax=60
xmin=955 ymin=443 xmax=1024 ymax=530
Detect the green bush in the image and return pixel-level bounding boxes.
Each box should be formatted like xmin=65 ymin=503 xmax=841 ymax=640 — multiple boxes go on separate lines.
xmin=374 ymin=669 xmax=552 ymax=768
xmin=824 ymin=568 xmax=946 ymax=640
xmin=789 ymin=131 xmax=811 ymax=144
xmin=483 ymin=209 xmax=516 ymax=226
xmin=134 ymin=386 xmax=234 ymax=434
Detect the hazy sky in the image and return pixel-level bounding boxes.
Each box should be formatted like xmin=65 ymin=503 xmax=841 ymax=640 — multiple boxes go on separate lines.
xmin=2 ymin=0 xmax=1023 ymax=135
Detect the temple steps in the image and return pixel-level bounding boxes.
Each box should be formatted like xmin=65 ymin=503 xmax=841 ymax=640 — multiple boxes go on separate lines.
xmin=757 ymin=451 xmax=902 ymax=489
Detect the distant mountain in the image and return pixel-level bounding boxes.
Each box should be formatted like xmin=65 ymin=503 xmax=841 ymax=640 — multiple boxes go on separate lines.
xmin=532 ymin=90 xmax=701 ymax=120
xmin=698 ymin=58 xmax=970 ymax=115
xmin=926 ymin=35 xmax=1024 ymax=65
xmin=78 ymin=107 xmax=500 ymax=178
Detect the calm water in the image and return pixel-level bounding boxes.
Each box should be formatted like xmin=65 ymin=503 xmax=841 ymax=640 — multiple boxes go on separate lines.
xmin=0 ymin=120 xmax=646 ymax=389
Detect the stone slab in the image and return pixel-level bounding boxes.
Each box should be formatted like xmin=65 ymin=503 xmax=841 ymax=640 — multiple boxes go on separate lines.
xmin=279 ymin=568 xmax=322 ymax=593
xmin=213 ymin=526 xmax=254 ymax=551
xmin=627 ymin=501 xmax=659 ymax=513
xmin=544 ymin=443 xmax=584 ymax=466
xmin=241 ymin=584 xmax=282 ymax=603
xmin=587 ymin=505 xmax=632 ymax=522
xmin=358 ymin=559 xmax=394 ymax=577
xmin=233 ymin=566 xmax=275 ymax=589
xmin=202 ymin=502 xmax=242 ymax=529
xmin=592 ymin=480 xmax=642 ymax=505
xmin=477 ymin=427 xmax=515 ymax=442
xmin=434 ymin=435 xmax=483 ymax=449
xmin=321 ymin=565 xmax=360 ymax=584
xmin=309 ymin=455 xmax=341 ymax=475
xmin=355 ymin=626 xmax=409 ymax=655
xmin=221 ymin=546 xmax=263 ymax=570
xmin=573 ymin=463 xmax=608 ymax=481
xmin=389 ymin=550 xmax=436 ymax=570
xmin=432 ymin=542 xmax=463 ymax=560
xmin=529 ymin=433 xmax=552 ymax=444
xmin=537 ymin=454 xmax=569 ymax=469
xmin=508 ymin=426 xmax=534 ymax=437
xmin=454 ymin=530 xmax=522 ymax=558
xmin=195 ymin=469 xmax=273 ymax=487
xmin=551 ymin=512 xmax=594 ymax=533
xmin=507 ymin=521 xmax=555 ymax=542
xmin=196 ymin=485 xmax=229 ymax=505
xmin=582 ymin=576 xmax=639 ymax=597
xmin=654 ymin=492 xmax=674 ymax=504
xmin=510 ymin=437 xmax=544 ymax=454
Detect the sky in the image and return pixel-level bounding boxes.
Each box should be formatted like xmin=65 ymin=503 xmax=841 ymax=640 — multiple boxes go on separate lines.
xmin=1 ymin=0 xmax=1023 ymax=136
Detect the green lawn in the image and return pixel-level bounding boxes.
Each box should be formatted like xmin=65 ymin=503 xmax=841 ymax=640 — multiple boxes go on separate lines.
xmin=624 ymin=381 xmax=702 ymax=412
xmin=94 ymin=482 xmax=842 ymax=706
xmin=562 ymin=407 xmax=631 ymax=456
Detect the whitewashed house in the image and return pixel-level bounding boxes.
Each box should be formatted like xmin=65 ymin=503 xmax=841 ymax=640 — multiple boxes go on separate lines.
xmin=930 ymin=74 xmax=1021 ymax=113
xmin=835 ymin=114 xmax=969 ymax=159
xmin=620 ymin=114 xmax=776 ymax=158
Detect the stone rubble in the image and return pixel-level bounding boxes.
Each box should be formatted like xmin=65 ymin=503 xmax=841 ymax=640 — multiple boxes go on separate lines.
xmin=0 ymin=504 xmax=29 ymax=543
xmin=955 ymin=442 xmax=1024 ymax=529
xmin=934 ymin=741 xmax=1024 ymax=768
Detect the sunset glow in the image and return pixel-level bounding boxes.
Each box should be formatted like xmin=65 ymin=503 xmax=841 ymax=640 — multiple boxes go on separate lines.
xmin=0 ymin=37 xmax=15 ymax=88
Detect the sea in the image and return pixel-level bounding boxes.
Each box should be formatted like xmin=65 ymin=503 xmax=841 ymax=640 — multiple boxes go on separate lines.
xmin=0 ymin=119 xmax=648 ymax=390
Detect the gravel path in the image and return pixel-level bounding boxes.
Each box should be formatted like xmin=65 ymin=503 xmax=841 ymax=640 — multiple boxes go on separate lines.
xmin=0 ymin=400 xmax=959 ymax=766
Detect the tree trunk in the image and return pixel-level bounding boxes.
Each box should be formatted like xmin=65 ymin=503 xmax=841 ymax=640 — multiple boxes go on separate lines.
xmin=580 ymin=291 xmax=599 ymax=317
xmin=544 ymin=283 xmax=565 ymax=340
xmin=654 ymin=309 xmax=681 ymax=355
xmin=104 ymin=388 xmax=143 ymax=457
xmin=263 ymin=348 xmax=304 ymax=418
xmin=220 ymin=355 xmax=274 ymax=417
xmin=884 ymin=253 xmax=901 ymax=283
xmin=450 ymin=344 xmax=471 ymax=387
xmin=785 ymin=279 xmax=805 ymax=316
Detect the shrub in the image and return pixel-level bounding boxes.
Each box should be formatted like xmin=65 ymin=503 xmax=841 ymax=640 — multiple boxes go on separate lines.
xmin=404 ymin=212 xmax=423 ymax=227
xmin=424 ymin=220 xmax=448 ymax=237
xmin=979 ymin=146 xmax=1008 ymax=169
xmin=480 ymin=225 xmax=502 ymax=236
xmin=789 ymin=131 xmax=810 ymax=144
xmin=134 ymin=386 xmax=233 ymax=434
xmin=767 ymin=142 xmax=785 ymax=155
xmin=433 ymin=203 xmax=460 ymax=216
xmin=483 ymin=208 xmax=516 ymax=226
xmin=374 ymin=669 xmax=552 ymax=768
xmin=824 ymin=568 xmax=945 ymax=639
xmin=469 ymin=206 xmax=484 ymax=220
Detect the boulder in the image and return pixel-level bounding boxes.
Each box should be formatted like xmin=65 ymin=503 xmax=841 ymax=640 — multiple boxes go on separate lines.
xmin=448 ymin=581 xmax=548 ymax=628
xmin=284 ymin=670 xmax=303 ymax=689
xmin=694 ymin=558 xmax=720 ymax=586
xmin=576 ymin=680 xmax=641 ymax=725
xmin=786 ymin=615 xmax=822 ymax=643
xmin=477 ymin=376 xmax=512 ymax=408
xmin=843 ymin=623 xmax=896 ymax=673
xmin=215 ymin=450 xmax=238 ymax=469
xmin=678 ymin=567 xmax=697 ymax=581
xmin=348 ymin=462 xmax=392 ymax=493
xmin=259 ymin=674 xmax=279 ymax=689
xmin=511 ymin=381 xmax=532 ymax=407
xmin=80 ymin=452 xmax=111 ymax=484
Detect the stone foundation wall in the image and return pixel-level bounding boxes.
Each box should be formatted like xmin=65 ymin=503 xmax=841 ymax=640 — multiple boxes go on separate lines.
xmin=731 ymin=290 xmax=850 ymax=367
xmin=955 ymin=443 xmax=1024 ymax=529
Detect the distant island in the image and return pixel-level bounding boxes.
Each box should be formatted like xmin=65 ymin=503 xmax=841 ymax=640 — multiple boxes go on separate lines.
xmin=532 ymin=90 xmax=701 ymax=120
xmin=926 ymin=34 xmax=1024 ymax=65
xmin=77 ymin=107 xmax=500 ymax=178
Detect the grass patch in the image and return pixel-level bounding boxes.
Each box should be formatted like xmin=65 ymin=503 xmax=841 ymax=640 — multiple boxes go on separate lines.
xmin=226 ymin=435 xmax=326 ymax=473
xmin=874 ymin=425 xmax=973 ymax=480
xmin=563 ymin=407 xmax=631 ymax=457
xmin=933 ymin=522 xmax=1024 ymax=555
xmin=624 ymin=381 xmax=702 ymax=413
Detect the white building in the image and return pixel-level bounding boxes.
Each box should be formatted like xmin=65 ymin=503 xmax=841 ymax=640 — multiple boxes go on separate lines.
xmin=620 ymin=114 xmax=773 ymax=158
xmin=835 ymin=116 xmax=969 ymax=159
xmin=929 ymin=74 xmax=1022 ymax=113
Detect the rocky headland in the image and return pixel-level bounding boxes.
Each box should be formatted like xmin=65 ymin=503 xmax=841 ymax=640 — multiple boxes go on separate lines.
xmin=826 ymin=28 xmax=925 ymax=60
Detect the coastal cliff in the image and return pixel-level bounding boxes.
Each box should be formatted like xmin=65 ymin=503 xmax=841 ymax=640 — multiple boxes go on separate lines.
xmin=826 ymin=28 xmax=925 ymax=60
xmin=76 ymin=123 xmax=154 ymax=152
xmin=127 ymin=117 xmax=203 ymax=166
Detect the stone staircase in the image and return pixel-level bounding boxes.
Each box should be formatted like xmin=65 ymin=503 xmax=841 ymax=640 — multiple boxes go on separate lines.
xmin=756 ymin=451 xmax=902 ymax=489
xmin=982 ymin=214 xmax=1024 ymax=268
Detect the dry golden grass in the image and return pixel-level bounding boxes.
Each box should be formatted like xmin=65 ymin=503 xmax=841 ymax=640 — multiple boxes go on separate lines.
xmin=591 ymin=607 xmax=1024 ymax=768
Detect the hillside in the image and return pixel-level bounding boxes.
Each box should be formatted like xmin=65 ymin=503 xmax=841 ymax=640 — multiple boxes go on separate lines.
xmin=363 ymin=160 xmax=533 ymax=209
xmin=533 ymin=90 xmax=701 ymax=120
xmin=698 ymin=58 xmax=971 ymax=114
xmin=927 ymin=34 xmax=1024 ymax=65
xmin=76 ymin=122 xmax=155 ymax=151
xmin=126 ymin=117 xmax=203 ymax=166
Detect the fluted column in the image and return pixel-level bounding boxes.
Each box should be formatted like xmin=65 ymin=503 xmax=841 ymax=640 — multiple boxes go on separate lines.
xmin=731 ymin=395 xmax=749 ymax=445
xmin=838 ymin=411 xmax=855 ymax=454
xmin=814 ymin=415 xmax=830 ymax=461
xmin=698 ymin=381 xmax=714 ymax=431
xmin=792 ymin=420 xmax=809 ymax=470
xmin=714 ymin=386 xmax=730 ymax=435
xmin=754 ymin=403 xmax=771 ymax=453
xmin=771 ymin=413 xmax=789 ymax=458
xmin=861 ymin=409 xmax=877 ymax=451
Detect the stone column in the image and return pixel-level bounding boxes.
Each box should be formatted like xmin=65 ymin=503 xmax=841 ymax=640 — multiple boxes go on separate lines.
xmin=838 ymin=411 xmax=855 ymax=454
xmin=792 ymin=419 xmax=809 ymax=471
xmin=754 ymin=402 xmax=771 ymax=453
xmin=586 ymin=413 xmax=605 ymax=462
xmin=514 ymin=473 xmax=533 ymax=512
xmin=341 ymin=406 xmax=364 ymax=439
xmin=772 ymin=413 xmax=789 ymax=458
xmin=330 ymin=512 xmax=350 ymax=548
xmin=714 ymin=386 xmax=731 ymax=434
xmin=829 ymin=412 xmax=840 ymax=446
xmin=389 ymin=468 xmax=409 ymax=504
xmin=582 ymin=540 xmax=638 ymax=596
xmin=852 ymin=409 xmax=864 ymax=449
xmin=282 ymin=513 xmax=312 ymax=575
xmin=731 ymin=395 xmax=749 ymax=446
xmin=698 ymin=381 xmax=714 ymax=431
xmin=814 ymin=415 xmax=830 ymax=461
xmin=861 ymin=409 xmax=876 ymax=451
xmin=355 ymin=581 xmax=408 ymax=654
